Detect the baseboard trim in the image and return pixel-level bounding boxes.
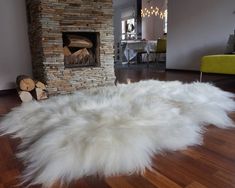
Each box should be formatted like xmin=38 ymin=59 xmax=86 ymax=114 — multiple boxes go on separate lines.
xmin=165 ymin=69 xmax=200 ymax=73
xmin=0 ymin=88 xmax=17 ymax=96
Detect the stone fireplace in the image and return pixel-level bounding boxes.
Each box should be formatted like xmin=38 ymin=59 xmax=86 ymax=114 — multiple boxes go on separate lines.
xmin=26 ymin=0 xmax=115 ymax=95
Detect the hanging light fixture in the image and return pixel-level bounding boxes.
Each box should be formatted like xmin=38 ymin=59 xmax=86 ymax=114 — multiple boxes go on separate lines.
xmin=141 ymin=2 xmax=167 ymax=19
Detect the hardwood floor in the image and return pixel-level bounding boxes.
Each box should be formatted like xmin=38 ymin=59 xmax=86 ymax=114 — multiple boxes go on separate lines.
xmin=0 ymin=67 xmax=235 ymax=188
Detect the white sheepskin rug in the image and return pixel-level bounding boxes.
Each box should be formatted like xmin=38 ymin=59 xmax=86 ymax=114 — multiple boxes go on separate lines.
xmin=1 ymin=80 xmax=235 ymax=187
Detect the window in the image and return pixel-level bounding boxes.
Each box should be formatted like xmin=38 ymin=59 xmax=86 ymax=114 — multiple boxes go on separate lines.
xmin=164 ymin=10 xmax=168 ymax=33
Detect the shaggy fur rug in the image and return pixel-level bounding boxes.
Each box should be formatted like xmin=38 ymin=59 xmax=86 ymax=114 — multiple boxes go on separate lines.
xmin=0 ymin=80 xmax=235 ymax=187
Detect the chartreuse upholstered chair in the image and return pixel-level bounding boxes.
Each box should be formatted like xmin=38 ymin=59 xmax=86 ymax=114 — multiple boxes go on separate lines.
xmin=200 ymin=54 xmax=235 ymax=81
xmin=155 ymin=38 xmax=166 ymax=63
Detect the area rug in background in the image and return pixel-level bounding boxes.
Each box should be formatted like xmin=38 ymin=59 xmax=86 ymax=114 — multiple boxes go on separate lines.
xmin=0 ymin=80 xmax=235 ymax=187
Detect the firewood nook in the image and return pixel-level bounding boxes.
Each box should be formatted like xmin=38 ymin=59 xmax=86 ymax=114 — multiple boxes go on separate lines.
xmin=26 ymin=0 xmax=115 ymax=95
xmin=63 ymin=32 xmax=100 ymax=68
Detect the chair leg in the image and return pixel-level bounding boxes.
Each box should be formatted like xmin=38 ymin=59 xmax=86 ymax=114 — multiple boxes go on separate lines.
xmin=155 ymin=53 xmax=160 ymax=67
xmin=147 ymin=53 xmax=149 ymax=68
xmin=200 ymin=72 xmax=203 ymax=82
xmin=127 ymin=49 xmax=130 ymax=67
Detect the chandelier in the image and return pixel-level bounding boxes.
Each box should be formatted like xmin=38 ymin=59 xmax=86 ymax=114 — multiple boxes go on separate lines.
xmin=141 ymin=6 xmax=167 ymax=19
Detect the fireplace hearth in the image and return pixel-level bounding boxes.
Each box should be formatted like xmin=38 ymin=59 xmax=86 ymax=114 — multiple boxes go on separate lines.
xmin=26 ymin=0 xmax=114 ymax=95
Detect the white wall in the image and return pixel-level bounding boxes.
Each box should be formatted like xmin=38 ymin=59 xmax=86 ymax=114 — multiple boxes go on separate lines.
xmin=0 ymin=0 xmax=31 ymax=90
xmin=167 ymin=0 xmax=235 ymax=70
xmin=142 ymin=0 xmax=166 ymax=40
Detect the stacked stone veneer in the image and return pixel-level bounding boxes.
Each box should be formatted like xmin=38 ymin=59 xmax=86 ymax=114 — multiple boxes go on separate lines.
xmin=26 ymin=0 xmax=115 ymax=95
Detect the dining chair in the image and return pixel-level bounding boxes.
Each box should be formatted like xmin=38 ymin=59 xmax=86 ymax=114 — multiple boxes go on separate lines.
xmin=155 ymin=38 xmax=166 ymax=64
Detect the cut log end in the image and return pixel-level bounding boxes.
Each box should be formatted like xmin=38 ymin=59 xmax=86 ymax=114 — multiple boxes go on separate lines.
xmin=63 ymin=46 xmax=72 ymax=56
xmin=64 ymin=48 xmax=94 ymax=65
xmin=35 ymin=81 xmax=46 ymax=90
xmin=16 ymin=75 xmax=35 ymax=91
xmin=18 ymin=91 xmax=33 ymax=102
xmin=32 ymin=88 xmax=48 ymax=100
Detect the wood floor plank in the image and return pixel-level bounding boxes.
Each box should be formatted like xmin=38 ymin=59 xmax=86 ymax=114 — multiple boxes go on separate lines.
xmin=164 ymin=153 xmax=233 ymax=188
xmin=213 ymin=170 xmax=235 ymax=187
xmin=205 ymin=127 xmax=235 ymax=146
xmin=70 ymin=180 xmax=91 ymax=188
xmin=124 ymin=175 xmax=157 ymax=188
xmin=0 ymin=169 xmax=21 ymax=188
xmin=185 ymin=181 xmax=208 ymax=188
xmin=83 ymin=177 xmax=112 ymax=188
xmin=0 ymin=137 xmax=13 ymax=161
xmin=152 ymin=155 xmax=193 ymax=187
xmin=106 ymin=176 xmax=135 ymax=188
xmin=143 ymin=169 xmax=182 ymax=188
xmin=203 ymin=135 xmax=235 ymax=161
xmin=182 ymin=146 xmax=235 ymax=174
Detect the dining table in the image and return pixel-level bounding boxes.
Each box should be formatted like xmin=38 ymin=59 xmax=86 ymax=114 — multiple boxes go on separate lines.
xmin=121 ymin=40 xmax=158 ymax=64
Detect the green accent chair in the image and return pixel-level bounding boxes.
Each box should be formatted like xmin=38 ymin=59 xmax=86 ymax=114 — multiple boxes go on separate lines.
xmin=155 ymin=38 xmax=166 ymax=63
xmin=156 ymin=38 xmax=167 ymax=53
xmin=200 ymin=54 xmax=235 ymax=81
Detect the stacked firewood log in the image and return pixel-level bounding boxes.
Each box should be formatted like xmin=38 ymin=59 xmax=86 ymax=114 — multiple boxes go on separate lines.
xmin=16 ymin=75 xmax=48 ymax=102
xmin=63 ymin=35 xmax=95 ymax=65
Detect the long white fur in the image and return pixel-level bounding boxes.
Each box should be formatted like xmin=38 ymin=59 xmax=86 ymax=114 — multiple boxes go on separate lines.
xmin=0 ymin=80 xmax=234 ymax=187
